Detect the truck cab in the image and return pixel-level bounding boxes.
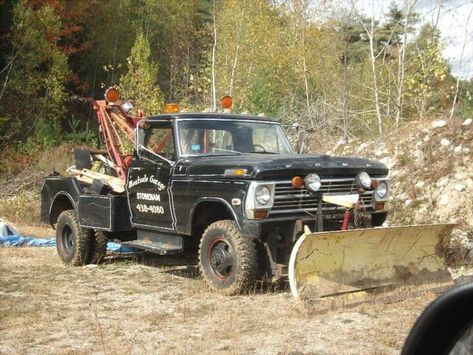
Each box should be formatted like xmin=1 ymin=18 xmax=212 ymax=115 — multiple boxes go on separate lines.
xmin=41 ymin=112 xmax=390 ymax=294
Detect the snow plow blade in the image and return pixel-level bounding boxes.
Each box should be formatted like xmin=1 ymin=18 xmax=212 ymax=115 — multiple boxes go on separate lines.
xmin=289 ymin=224 xmax=455 ymax=302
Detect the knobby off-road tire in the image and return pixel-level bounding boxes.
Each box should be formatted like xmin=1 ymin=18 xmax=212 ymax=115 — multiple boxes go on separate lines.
xmin=88 ymin=231 xmax=108 ymax=264
xmin=56 ymin=210 xmax=92 ymax=266
xmin=199 ymin=220 xmax=258 ymax=295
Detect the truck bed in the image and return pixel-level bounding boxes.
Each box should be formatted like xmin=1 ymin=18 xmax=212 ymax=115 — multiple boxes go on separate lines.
xmin=41 ymin=176 xmax=132 ymax=232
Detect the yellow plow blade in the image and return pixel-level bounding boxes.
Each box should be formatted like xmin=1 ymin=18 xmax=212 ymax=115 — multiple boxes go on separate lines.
xmin=288 ymin=224 xmax=456 ymax=301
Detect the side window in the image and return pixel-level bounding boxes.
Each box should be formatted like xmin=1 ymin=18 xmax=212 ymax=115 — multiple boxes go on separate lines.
xmin=146 ymin=126 xmax=175 ymax=160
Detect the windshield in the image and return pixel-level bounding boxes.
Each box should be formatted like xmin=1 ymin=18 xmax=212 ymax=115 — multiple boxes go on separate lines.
xmin=177 ymin=119 xmax=293 ymax=156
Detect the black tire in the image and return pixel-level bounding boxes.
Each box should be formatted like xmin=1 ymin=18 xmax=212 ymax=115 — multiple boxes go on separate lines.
xmin=56 ymin=210 xmax=92 ymax=266
xmin=372 ymin=212 xmax=388 ymax=227
xmin=199 ymin=220 xmax=258 ymax=295
xmin=88 ymin=231 xmax=108 ymax=264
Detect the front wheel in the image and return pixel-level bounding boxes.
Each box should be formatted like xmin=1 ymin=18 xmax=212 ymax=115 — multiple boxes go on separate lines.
xmin=56 ymin=210 xmax=92 ymax=266
xmin=199 ymin=220 xmax=258 ymax=295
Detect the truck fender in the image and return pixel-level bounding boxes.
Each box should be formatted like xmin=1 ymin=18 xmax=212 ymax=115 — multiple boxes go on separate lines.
xmin=49 ymin=191 xmax=76 ymax=227
xmin=190 ymin=197 xmax=241 ymax=232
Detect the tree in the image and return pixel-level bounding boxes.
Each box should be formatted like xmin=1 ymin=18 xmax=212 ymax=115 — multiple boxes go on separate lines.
xmin=211 ymin=0 xmax=218 ymax=111
xmin=215 ymin=0 xmax=291 ymax=116
xmin=405 ymin=24 xmax=449 ymax=119
xmin=0 ymin=0 xmax=69 ymax=148
xmin=360 ymin=0 xmax=384 ymax=135
xmin=449 ymin=4 xmax=473 ymax=120
xmin=119 ymin=31 xmax=163 ymax=115
xmin=395 ymin=0 xmax=417 ymax=127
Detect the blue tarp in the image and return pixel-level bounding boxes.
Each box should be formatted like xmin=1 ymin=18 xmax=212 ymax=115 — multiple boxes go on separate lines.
xmin=0 ymin=235 xmax=56 ymax=247
xmin=106 ymin=241 xmax=135 ymax=253
xmin=0 ymin=235 xmax=135 ymax=253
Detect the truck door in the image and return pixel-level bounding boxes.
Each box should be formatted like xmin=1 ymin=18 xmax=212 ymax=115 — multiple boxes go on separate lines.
xmin=127 ymin=121 xmax=176 ymax=231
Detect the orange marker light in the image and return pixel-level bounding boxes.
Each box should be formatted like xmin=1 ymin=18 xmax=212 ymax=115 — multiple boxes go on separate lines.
xmin=224 ymin=168 xmax=247 ymax=177
xmin=220 ymin=96 xmax=233 ymax=110
xmin=105 ymin=87 xmax=120 ymax=103
xmin=292 ymin=176 xmax=303 ymax=188
xmin=163 ymin=103 xmax=180 ymax=113
xmin=375 ymin=202 xmax=385 ymax=210
xmin=254 ymin=210 xmax=268 ymax=219
xmin=371 ymin=179 xmax=379 ymax=189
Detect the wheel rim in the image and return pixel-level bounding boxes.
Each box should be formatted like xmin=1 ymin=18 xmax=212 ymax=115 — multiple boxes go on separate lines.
xmin=207 ymin=237 xmax=234 ymax=280
xmin=62 ymin=225 xmax=74 ymax=254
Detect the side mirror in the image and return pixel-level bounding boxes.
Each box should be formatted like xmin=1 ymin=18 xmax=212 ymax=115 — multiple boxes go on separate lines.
xmin=290 ymin=122 xmax=305 ymax=154
xmin=298 ymin=141 xmax=305 ymax=154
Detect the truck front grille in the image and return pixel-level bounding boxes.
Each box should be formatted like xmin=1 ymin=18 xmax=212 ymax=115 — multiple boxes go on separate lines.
xmin=270 ymin=178 xmax=373 ymax=217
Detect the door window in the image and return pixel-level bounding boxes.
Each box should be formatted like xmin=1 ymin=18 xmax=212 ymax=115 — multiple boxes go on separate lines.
xmin=145 ymin=125 xmax=175 ymax=161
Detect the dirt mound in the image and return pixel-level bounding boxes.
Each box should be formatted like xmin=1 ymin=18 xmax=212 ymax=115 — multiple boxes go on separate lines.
xmin=326 ymin=117 xmax=473 ymax=264
xmin=0 ymin=142 xmax=92 ymax=225
xmin=0 ymin=142 xmax=90 ymax=199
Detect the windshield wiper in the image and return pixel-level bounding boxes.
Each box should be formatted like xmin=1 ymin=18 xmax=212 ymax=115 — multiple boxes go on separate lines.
xmin=250 ymin=151 xmax=278 ymax=154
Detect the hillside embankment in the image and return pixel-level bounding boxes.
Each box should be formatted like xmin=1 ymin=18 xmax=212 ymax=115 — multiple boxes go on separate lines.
xmin=326 ymin=117 xmax=473 ymax=265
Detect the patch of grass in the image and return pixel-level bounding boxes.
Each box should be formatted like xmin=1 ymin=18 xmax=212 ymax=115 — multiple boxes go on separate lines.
xmin=397 ymin=152 xmax=413 ymax=167
xmin=0 ymin=304 xmax=41 ymax=325
xmin=387 ymin=199 xmax=414 ymax=225
xmin=0 ymin=146 xmax=32 ymax=177
xmin=421 ymin=152 xmax=454 ymax=183
xmin=0 ymin=190 xmax=41 ymax=225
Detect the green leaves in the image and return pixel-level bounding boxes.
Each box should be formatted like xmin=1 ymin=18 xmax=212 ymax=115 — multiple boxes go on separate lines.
xmin=0 ymin=0 xmax=465 ymax=152
xmin=0 ymin=0 xmax=69 ymax=149
xmin=119 ymin=32 xmax=163 ymax=116
xmin=404 ymin=24 xmax=449 ymax=117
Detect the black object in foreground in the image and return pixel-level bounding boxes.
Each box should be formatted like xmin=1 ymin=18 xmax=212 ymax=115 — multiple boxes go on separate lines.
xmin=402 ymin=281 xmax=473 ymax=355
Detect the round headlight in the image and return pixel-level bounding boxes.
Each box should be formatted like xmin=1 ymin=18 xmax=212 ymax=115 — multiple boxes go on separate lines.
xmin=304 ymin=173 xmax=321 ymax=192
xmin=255 ymin=185 xmax=271 ymax=205
xmin=375 ymin=181 xmax=388 ymax=199
xmin=356 ymin=172 xmax=371 ymax=189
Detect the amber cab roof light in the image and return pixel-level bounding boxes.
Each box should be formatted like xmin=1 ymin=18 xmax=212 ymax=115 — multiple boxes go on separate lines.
xmin=163 ymin=103 xmax=180 ymax=113
xmin=220 ymin=96 xmax=233 ymax=112
xmin=104 ymin=87 xmax=120 ymax=104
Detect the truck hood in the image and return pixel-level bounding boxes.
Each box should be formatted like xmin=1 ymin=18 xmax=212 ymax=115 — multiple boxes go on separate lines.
xmin=182 ymin=154 xmax=389 ymax=179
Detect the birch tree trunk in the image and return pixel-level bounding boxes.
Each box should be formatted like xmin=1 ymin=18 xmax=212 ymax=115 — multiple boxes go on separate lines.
xmin=432 ymin=0 xmax=443 ymax=29
xmin=229 ymin=0 xmax=246 ymax=96
xmin=395 ymin=0 xmax=415 ymax=128
xmin=211 ymin=0 xmax=217 ymax=111
xmin=342 ymin=29 xmax=349 ymax=143
xmin=367 ymin=0 xmax=383 ymax=135
xmin=294 ymin=0 xmax=311 ymax=112
xmin=449 ymin=5 xmax=472 ymax=120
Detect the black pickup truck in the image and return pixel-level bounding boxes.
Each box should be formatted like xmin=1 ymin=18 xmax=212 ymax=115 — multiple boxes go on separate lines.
xmin=41 ymin=113 xmax=389 ymax=294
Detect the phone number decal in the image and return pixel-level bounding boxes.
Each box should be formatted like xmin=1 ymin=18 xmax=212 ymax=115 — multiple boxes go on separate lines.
xmin=136 ymin=204 xmax=165 ymax=214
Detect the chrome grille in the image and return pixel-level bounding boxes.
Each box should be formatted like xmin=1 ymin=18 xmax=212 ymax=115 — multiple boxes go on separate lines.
xmin=271 ymin=178 xmax=373 ymax=216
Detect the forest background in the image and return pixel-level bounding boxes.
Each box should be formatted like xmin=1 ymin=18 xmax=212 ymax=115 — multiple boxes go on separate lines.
xmin=0 ymin=0 xmax=472 ymax=168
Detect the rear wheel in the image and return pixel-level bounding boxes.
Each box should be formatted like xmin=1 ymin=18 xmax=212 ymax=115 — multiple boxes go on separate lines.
xmin=199 ymin=220 xmax=258 ymax=295
xmin=56 ymin=210 xmax=92 ymax=266
xmin=88 ymin=231 xmax=108 ymax=264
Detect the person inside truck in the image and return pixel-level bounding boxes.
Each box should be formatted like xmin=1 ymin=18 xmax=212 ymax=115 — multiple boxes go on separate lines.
xmin=180 ymin=127 xmax=201 ymax=155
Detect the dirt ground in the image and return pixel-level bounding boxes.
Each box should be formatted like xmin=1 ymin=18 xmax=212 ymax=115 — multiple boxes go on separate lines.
xmin=0 ymin=226 xmax=463 ymax=354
